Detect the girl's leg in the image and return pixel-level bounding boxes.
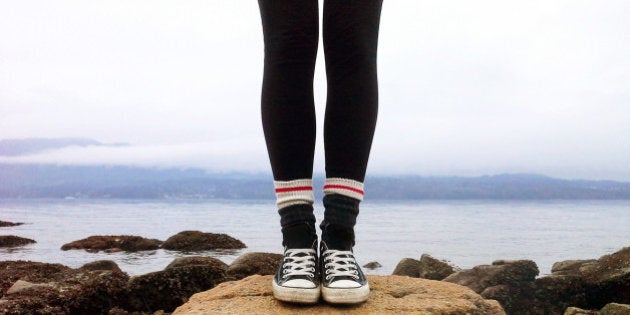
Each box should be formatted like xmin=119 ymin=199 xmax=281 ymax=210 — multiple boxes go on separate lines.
xmin=258 ymin=0 xmax=319 ymax=248
xmin=258 ymin=0 xmax=320 ymax=304
xmin=321 ymin=0 xmax=383 ymax=248
xmin=320 ymin=0 xmax=383 ymax=304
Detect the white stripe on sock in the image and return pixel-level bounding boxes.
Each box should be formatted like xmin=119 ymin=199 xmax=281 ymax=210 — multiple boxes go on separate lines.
xmin=274 ymin=179 xmax=314 ymax=209
xmin=323 ymin=178 xmax=364 ymax=201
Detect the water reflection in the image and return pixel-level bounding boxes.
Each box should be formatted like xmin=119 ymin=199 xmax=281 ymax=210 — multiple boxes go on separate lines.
xmin=1 ymin=247 xmax=34 ymax=254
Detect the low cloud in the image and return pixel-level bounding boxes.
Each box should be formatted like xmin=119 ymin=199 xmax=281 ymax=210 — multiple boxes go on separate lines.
xmin=0 ymin=140 xmax=270 ymax=173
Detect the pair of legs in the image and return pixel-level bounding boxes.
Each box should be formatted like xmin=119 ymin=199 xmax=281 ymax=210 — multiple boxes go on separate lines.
xmin=258 ymin=0 xmax=383 ymax=304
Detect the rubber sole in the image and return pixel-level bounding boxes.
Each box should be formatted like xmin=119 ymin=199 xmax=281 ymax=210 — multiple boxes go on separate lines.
xmin=322 ymin=283 xmax=370 ymax=304
xmin=272 ymin=280 xmax=321 ymax=304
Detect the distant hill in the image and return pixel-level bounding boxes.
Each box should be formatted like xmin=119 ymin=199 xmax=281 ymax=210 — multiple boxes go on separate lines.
xmin=2 ymin=138 xmax=630 ymax=199
xmin=0 ymin=138 xmax=126 ymax=156
xmin=1 ymin=163 xmax=630 ymax=199
xmin=364 ymin=173 xmax=630 ymax=199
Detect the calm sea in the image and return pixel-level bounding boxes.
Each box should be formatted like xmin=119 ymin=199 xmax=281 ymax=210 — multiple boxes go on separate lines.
xmin=1 ymin=199 xmax=628 ymax=276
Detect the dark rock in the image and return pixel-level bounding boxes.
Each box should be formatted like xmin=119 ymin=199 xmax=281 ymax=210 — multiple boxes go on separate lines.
xmin=61 ymin=235 xmax=162 ymax=252
xmin=80 ymin=260 xmax=122 ymax=272
xmin=59 ymin=269 xmax=130 ymax=314
xmin=443 ymin=259 xmax=539 ymax=293
xmin=482 ymin=274 xmax=589 ymax=314
xmin=126 ymin=262 xmax=227 ymax=312
xmin=0 ymin=221 xmax=24 ymax=227
xmin=0 ymin=261 xmax=72 ymax=295
xmin=418 ymin=254 xmax=457 ymax=280
xmin=581 ymin=247 xmax=630 ymax=309
xmin=162 ymin=230 xmax=246 ymax=251
xmin=392 ymin=258 xmax=420 ymax=277
xmin=0 ymin=235 xmax=36 ymax=247
xmin=552 ymin=259 xmax=597 ymax=274
xmin=226 ymin=252 xmax=282 ymax=280
xmin=0 ymin=285 xmax=68 ymax=314
xmin=471 ymin=247 xmax=630 ymax=314
xmin=165 ymin=256 xmax=228 ymax=270
xmin=0 ymin=267 xmax=130 ymax=315
xmin=363 ymin=261 xmax=382 ymax=270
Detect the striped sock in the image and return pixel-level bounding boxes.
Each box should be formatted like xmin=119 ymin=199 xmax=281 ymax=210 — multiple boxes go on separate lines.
xmin=323 ymin=178 xmax=364 ymax=201
xmin=274 ymin=179 xmax=316 ymax=248
xmin=274 ymin=179 xmax=314 ymax=210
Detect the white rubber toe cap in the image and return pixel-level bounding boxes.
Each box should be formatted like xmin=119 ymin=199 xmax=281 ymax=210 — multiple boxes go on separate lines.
xmin=283 ymin=278 xmax=317 ymax=289
xmin=327 ymin=279 xmax=361 ymax=288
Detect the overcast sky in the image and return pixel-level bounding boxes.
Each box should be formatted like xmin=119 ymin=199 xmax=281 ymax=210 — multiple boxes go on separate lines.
xmin=1 ymin=0 xmax=629 ymax=180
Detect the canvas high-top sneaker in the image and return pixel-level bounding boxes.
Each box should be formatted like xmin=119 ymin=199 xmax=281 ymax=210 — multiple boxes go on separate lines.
xmin=320 ymin=241 xmax=369 ymax=304
xmin=272 ymin=240 xmax=320 ymax=303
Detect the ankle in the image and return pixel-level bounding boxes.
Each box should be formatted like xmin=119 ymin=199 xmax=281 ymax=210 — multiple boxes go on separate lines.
xmin=282 ymin=221 xmax=317 ymax=249
xmin=321 ymin=224 xmax=355 ymax=251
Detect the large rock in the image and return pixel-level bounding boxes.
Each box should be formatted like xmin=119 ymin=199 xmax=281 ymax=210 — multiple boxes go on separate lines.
xmin=162 ymin=230 xmax=246 ymax=251
xmin=165 ymin=256 xmax=228 ymax=270
xmin=173 ymin=275 xmax=506 ymax=314
xmin=0 ymin=235 xmax=36 ymax=248
xmin=443 ymin=259 xmax=539 ymax=293
xmin=126 ymin=261 xmax=227 ymax=312
xmin=392 ymin=258 xmax=420 ymax=277
xmin=465 ymin=247 xmax=630 ymax=314
xmin=0 ymin=261 xmax=71 ymax=295
xmin=480 ymin=274 xmax=589 ymax=314
xmin=61 ymin=235 xmax=162 ymax=252
xmin=226 ymin=252 xmax=283 ymax=281
xmin=580 ymin=247 xmax=630 ymax=307
xmin=79 ymin=260 xmax=122 ymax=273
xmin=418 ymin=254 xmax=457 ymax=280
xmin=0 ymin=267 xmax=129 ymax=314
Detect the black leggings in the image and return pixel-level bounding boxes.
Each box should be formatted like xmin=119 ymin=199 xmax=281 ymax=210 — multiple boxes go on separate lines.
xmin=258 ymin=0 xmax=383 ymax=183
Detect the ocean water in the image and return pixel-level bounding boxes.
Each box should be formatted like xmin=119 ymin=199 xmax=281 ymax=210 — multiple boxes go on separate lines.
xmin=1 ymin=199 xmax=628 ymax=277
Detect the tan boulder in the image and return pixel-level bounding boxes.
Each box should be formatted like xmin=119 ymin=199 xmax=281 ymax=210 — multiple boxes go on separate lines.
xmin=173 ymin=275 xmax=505 ymax=315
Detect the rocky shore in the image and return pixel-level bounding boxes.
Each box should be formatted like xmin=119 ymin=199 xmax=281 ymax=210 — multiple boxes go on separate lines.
xmin=391 ymin=247 xmax=630 ymax=314
xmin=1 ymin=220 xmax=628 ymax=314
xmin=0 ymin=246 xmax=628 ymax=314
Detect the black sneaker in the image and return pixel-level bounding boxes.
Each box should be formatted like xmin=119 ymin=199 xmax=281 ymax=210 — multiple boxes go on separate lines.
xmin=320 ymin=241 xmax=369 ymax=304
xmin=272 ymin=241 xmax=320 ymax=304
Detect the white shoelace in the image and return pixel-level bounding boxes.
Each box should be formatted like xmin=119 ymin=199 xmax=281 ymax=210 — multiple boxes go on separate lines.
xmin=282 ymin=248 xmax=317 ymax=279
xmin=323 ymin=249 xmax=359 ymax=281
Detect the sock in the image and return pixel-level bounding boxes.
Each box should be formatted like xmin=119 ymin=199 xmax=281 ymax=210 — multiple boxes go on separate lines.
xmin=320 ymin=178 xmax=363 ymax=251
xmin=275 ymin=179 xmax=317 ymax=248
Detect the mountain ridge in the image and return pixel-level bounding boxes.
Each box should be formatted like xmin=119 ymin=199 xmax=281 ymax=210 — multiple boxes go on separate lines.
xmin=2 ymin=138 xmax=629 ymax=199
xmin=2 ymin=163 xmax=630 ymax=200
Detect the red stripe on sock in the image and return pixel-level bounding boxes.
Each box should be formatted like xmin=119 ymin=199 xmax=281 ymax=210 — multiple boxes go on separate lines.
xmin=323 ymin=184 xmax=364 ymax=195
xmin=275 ymin=186 xmax=313 ymax=193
